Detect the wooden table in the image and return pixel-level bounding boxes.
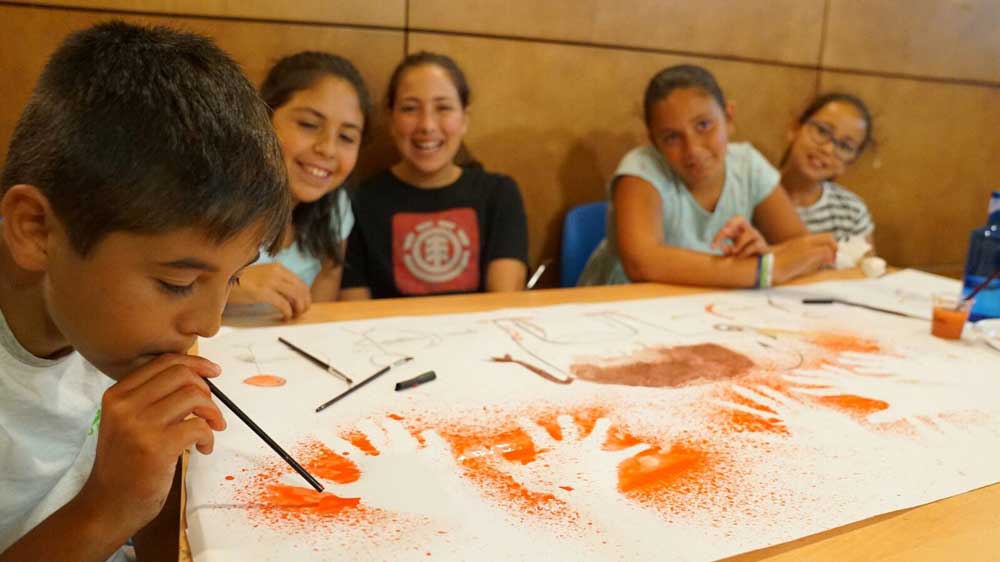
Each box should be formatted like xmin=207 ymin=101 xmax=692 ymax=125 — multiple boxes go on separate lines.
xmin=180 ymin=269 xmax=1000 ymax=561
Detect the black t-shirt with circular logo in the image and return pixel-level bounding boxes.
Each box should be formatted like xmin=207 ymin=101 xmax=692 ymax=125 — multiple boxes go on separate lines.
xmin=343 ymin=167 xmax=528 ymax=298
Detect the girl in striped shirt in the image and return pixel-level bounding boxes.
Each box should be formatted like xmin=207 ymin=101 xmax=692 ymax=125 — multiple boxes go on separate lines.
xmin=780 ymin=93 xmax=876 ymax=249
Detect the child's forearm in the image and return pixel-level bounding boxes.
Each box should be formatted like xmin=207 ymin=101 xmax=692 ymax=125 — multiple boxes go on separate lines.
xmin=619 ymin=243 xmax=757 ymax=288
xmin=0 ymin=487 xmax=134 ymax=562
xmin=132 ymin=461 xmax=182 ymax=562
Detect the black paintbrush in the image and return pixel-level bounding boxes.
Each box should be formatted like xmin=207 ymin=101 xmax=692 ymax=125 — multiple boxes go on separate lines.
xmin=315 ymin=357 xmax=413 ymax=413
xmin=205 ymin=379 xmax=323 ymax=492
xmin=802 ymin=298 xmax=923 ymax=319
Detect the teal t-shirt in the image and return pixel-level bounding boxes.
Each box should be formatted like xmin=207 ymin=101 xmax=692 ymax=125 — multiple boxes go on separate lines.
xmin=578 ymin=142 xmax=779 ymax=286
xmin=254 ymin=188 xmax=354 ymax=286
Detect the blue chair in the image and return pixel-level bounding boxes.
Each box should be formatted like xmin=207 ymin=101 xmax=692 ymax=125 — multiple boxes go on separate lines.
xmin=560 ymin=201 xmax=608 ymax=287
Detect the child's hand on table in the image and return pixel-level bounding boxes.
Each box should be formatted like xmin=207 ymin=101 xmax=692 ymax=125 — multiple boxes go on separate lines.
xmin=711 ymin=215 xmax=768 ymax=258
xmin=227 ymin=263 xmax=312 ymax=320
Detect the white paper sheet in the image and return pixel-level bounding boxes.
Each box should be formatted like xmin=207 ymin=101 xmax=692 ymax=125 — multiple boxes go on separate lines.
xmin=187 ymin=272 xmax=1000 ymax=561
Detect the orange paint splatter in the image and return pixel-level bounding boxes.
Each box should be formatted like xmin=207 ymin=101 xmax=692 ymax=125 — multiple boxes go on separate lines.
xmin=809 ymin=333 xmax=881 ymax=354
xmin=559 ymin=485 xmax=574 ymax=492
xmin=224 ymin=475 xmax=235 ymax=481
xmin=618 ymin=443 xmax=707 ymax=495
xmin=387 ymin=413 xmax=405 ymax=420
xmin=535 ymin=416 xmax=563 ymax=440
xmin=243 ymin=374 xmax=286 ymax=387
xmin=448 ymin=427 xmax=540 ymax=464
xmin=568 ymin=406 xmax=608 ymax=437
xmin=263 ymin=484 xmax=360 ymax=516
xmin=603 ymin=427 xmax=644 ymax=450
xmin=717 ymin=387 xmax=789 ymax=435
xmin=302 ymin=442 xmax=361 ymax=484
xmin=342 ymin=430 xmax=380 ymax=456
xmin=816 ymin=394 xmax=889 ymax=418
xmin=726 ymin=410 xmax=788 ymax=435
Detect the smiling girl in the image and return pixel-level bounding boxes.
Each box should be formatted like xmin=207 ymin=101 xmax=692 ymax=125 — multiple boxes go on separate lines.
xmin=227 ymin=52 xmax=372 ymax=318
xmin=780 ymin=93 xmax=875 ymax=247
xmin=578 ymin=64 xmax=836 ymax=288
xmin=341 ymin=52 xmax=528 ymax=299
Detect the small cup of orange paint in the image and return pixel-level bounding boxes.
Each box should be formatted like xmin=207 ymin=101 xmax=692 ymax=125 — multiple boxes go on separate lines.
xmin=931 ymin=292 xmax=974 ymax=340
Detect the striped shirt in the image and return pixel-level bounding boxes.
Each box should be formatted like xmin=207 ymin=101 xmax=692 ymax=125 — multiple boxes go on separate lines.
xmin=795 ymin=181 xmax=874 ymax=241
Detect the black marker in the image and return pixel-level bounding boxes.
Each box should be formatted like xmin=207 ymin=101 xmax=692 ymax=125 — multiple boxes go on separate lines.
xmin=395 ymin=370 xmax=436 ymax=392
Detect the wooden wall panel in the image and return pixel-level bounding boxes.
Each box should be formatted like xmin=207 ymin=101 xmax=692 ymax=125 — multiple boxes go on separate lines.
xmin=410 ymin=0 xmax=826 ymax=66
xmin=6 ymin=0 xmax=405 ymax=27
xmin=825 ymin=0 xmax=1000 ymax=83
xmin=0 ymin=4 xmax=404 ymax=175
xmin=408 ymin=32 xmax=818 ymax=270
xmin=819 ymin=71 xmax=1000 ymax=275
xmin=4 ymin=2 xmax=995 ymax=278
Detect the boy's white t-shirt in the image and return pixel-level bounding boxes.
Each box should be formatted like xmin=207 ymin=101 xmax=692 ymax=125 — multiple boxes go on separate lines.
xmin=0 ymin=309 xmax=128 ymax=561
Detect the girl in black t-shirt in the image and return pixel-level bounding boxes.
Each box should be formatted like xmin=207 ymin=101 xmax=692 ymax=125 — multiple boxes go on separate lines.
xmin=341 ymin=52 xmax=528 ymax=299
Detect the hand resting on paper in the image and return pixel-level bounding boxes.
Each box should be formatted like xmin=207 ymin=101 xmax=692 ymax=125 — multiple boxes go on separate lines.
xmin=227 ymin=263 xmax=311 ymax=320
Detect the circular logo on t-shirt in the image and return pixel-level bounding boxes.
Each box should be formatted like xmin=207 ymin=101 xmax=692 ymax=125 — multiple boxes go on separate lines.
xmin=402 ymin=219 xmax=471 ymax=283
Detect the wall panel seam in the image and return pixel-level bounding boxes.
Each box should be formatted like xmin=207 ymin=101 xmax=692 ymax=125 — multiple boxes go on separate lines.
xmin=403 ymin=0 xmax=410 ymax=54
xmin=405 ymin=27 xmax=1000 ymax=89
xmin=815 ymin=0 xmax=831 ymax=93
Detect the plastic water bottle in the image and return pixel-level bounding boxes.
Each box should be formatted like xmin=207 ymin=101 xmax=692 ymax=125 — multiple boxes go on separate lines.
xmin=962 ymin=191 xmax=1000 ymax=321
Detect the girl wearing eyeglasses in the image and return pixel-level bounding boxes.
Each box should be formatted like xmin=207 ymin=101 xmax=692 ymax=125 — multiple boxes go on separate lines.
xmin=780 ymin=93 xmax=875 ymax=248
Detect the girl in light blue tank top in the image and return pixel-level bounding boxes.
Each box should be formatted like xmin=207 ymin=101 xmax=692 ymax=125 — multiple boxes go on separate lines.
xmin=578 ymin=64 xmax=836 ymax=288
xmin=226 ymin=52 xmax=373 ymax=319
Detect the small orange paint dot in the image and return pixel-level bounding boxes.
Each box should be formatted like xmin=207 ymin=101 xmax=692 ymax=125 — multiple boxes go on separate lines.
xmin=224 ymin=475 xmax=235 ymax=481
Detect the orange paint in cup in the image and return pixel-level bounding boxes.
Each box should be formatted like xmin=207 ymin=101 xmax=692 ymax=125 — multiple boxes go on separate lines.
xmin=931 ymin=292 xmax=973 ymax=340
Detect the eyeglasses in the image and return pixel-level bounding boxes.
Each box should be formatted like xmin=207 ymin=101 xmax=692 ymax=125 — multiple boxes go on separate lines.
xmin=805 ymin=121 xmax=859 ymax=161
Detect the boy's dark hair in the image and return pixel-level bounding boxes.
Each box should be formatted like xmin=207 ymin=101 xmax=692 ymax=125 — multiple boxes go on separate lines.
xmin=384 ymin=51 xmax=480 ymax=169
xmin=644 ymin=64 xmax=727 ymax=125
xmin=1 ymin=21 xmax=290 ymax=256
xmin=261 ymin=51 xmax=373 ymax=264
xmin=795 ymin=92 xmax=874 ymax=156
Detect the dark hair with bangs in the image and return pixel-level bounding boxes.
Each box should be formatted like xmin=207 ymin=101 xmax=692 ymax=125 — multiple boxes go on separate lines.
xmin=260 ymin=51 xmax=372 ymax=265
xmin=643 ymin=64 xmax=727 ymax=125
xmin=385 ymin=51 xmax=470 ymax=110
xmin=1 ymin=21 xmax=290 ymax=256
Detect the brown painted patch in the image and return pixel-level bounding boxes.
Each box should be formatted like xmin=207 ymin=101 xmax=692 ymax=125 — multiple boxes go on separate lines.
xmin=491 ymin=354 xmax=572 ymax=385
xmin=570 ymin=343 xmax=755 ymax=388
